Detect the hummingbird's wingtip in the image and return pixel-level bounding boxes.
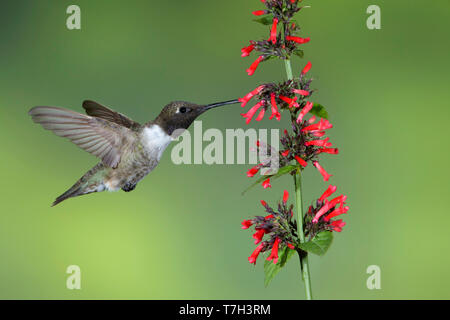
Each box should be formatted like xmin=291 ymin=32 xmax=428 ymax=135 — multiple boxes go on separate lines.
xmin=28 ymin=106 xmax=38 ymax=115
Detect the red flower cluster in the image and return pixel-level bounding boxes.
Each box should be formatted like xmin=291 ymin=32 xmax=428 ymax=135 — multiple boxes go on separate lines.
xmin=245 ymin=94 xmax=338 ymax=190
xmin=242 ymin=190 xmax=297 ymax=265
xmin=279 ymin=111 xmax=338 ymax=183
xmin=243 ymin=156 xmax=350 ymax=267
xmin=239 ymin=61 xmax=313 ymax=124
xmin=303 ymin=185 xmax=350 ymax=237
xmin=240 ymin=0 xmax=310 ymax=76
xmin=239 ymin=86 xmax=281 ymax=124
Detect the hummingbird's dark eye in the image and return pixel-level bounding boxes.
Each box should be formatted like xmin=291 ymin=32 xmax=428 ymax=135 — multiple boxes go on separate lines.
xmin=179 ymin=107 xmax=187 ymax=113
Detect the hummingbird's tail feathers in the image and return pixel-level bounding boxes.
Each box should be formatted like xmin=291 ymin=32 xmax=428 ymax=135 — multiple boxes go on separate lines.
xmin=52 ymin=186 xmax=83 ymax=206
xmin=51 ymin=163 xmax=107 ymax=206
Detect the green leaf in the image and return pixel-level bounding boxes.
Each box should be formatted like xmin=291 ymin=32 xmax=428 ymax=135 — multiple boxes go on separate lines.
xmin=242 ymin=164 xmax=298 ymax=195
xmin=298 ymin=231 xmax=333 ymax=256
xmin=264 ymin=246 xmax=296 ymax=287
xmin=310 ymin=103 xmax=329 ymax=119
xmin=253 ymin=15 xmax=274 ymax=25
xmin=293 ymin=49 xmax=304 ymax=59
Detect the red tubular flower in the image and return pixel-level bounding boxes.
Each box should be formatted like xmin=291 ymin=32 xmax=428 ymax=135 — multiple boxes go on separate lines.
xmin=252 ymin=10 xmax=266 ymax=16
xmin=305 ymin=137 xmax=332 ymax=147
xmin=283 ymin=190 xmax=289 ymax=203
xmin=241 ymin=219 xmax=254 ymax=229
xmin=269 ymin=18 xmax=278 ymax=44
xmin=279 ymin=95 xmax=299 ymax=108
xmin=248 ymin=243 xmax=264 ymax=265
xmin=317 ymin=147 xmax=339 ymax=155
xmin=308 ymin=116 xmax=316 ymax=124
xmin=241 ymin=101 xmax=264 ymax=124
xmin=266 ymin=237 xmax=280 ymax=264
xmin=302 ymin=118 xmax=333 ymax=132
xmin=295 ymin=156 xmax=308 ymax=167
xmin=241 ymin=44 xmax=255 ymax=57
xmin=269 ymin=93 xmax=281 ymax=121
xmin=255 ymin=108 xmax=265 ymax=121
xmin=292 ymin=89 xmax=310 ymax=96
xmin=265 ymin=214 xmax=274 ymax=220
xmin=286 ymin=36 xmax=310 ymax=44
xmin=246 ymin=56 xmax=264 ymax=76
xmin=238 ymin=85 xmax=264 ymax=107
xmin=331 ymin=219 xmax=346 ymax=232
xmin=325 ymin=206 xmax=349 ymax=221
xmin=302 ymin=61 xmax=312 ymax=75
xmin=328 ymin=194 xmax=347 ymax=208
xmin=253 ymin=228 xmax=265 ymax=244
xmin=312 ymin=201 xmax=330 ymax=223
xmin=313 ymin=131 xmax=326 ymax=137
xmin=313 ymin=161 xmax=332 ymax=181
xmin=260 ymin=200 xmax=267 ymax=207
xmin=297 ymin=101 xmax=313 ymax=123
xmin=247 ymin=165 xmax=260 ymax=177
xmin=319 ymin=185 xmax=337 ymax=201
xmin=287 ymin=243 xmax=295 ymax=249
xmin=281 ymin=149 xmax=290 ymax=157
xmin=262 ymin=178 xmax=271 ymax=189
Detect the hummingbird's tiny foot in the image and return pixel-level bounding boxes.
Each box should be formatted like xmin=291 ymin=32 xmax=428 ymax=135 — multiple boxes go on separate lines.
xmin=122 ymin=182 xmax=137 ymax=192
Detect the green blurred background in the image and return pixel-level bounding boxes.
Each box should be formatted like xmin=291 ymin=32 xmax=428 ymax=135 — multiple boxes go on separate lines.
xmin=0 ymin=0 xmax=449 ymax=299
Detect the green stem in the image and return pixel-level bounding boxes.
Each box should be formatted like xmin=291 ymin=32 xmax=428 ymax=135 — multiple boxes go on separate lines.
xmin=284 ymin=59 xmax=293 ymax=80
xmin=284 ymin=58 xmax=313 ymax=300
xmin=294 ymin=171 xmax=313 ymax=300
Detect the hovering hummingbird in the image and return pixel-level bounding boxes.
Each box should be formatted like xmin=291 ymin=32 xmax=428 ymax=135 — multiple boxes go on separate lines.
xmin=29 ymin=99 xmax=239 ymax=206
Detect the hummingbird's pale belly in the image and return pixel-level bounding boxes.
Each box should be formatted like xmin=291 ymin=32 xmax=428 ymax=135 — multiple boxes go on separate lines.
xmin=103 ymin=125 xmax=172 ymax=191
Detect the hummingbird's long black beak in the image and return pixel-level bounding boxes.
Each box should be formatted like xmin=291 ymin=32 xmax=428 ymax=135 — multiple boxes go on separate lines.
xmin=202 ymin=99 xmax=240 ymax=111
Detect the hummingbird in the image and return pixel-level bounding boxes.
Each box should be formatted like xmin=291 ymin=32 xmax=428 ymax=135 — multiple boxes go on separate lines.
xmin=29 ymin=99 xmax=239 ymax=206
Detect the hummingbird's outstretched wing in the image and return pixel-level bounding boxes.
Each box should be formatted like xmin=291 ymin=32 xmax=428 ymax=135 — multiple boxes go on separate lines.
xmin=82 ymin=100 xmax=141 ymax=131
xmin=29 ymin=106 xmax=136 ymax=168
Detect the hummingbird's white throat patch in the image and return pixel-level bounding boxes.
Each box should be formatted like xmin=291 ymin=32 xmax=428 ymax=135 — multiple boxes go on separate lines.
xmin=142 ymin=125 xmax=173 ymax=161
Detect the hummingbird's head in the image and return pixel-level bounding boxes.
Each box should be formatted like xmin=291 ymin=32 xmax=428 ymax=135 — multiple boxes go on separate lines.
xmin=154 ymin=99 xmax=239 ymax=136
